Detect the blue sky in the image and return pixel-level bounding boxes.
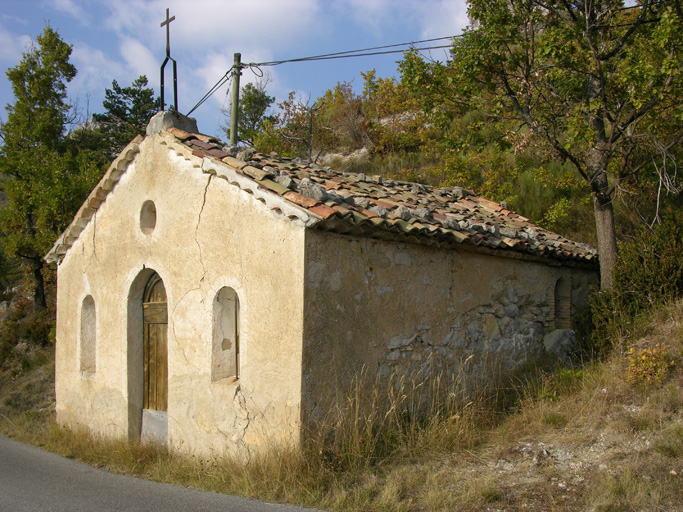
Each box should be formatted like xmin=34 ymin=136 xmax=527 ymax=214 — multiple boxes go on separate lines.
xmin=0 ymin=0 xmax=470 ymax=138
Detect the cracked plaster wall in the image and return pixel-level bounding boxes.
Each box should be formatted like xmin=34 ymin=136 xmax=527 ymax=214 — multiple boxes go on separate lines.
xmin=300 ymin=230 xmax=597 ymax=423
xmin=55 ymin=133 xmax=306 ymax=456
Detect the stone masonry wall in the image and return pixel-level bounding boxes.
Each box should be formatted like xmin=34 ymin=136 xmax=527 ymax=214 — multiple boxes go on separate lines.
xmin=301 ymin=230 xmax=597 ymax=424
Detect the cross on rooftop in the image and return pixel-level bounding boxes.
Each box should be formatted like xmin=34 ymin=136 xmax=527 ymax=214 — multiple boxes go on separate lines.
xmin=159 ymin=7 xmax=178 ymax=111
xmin=161 ymin=8 xmax=175 ymax=57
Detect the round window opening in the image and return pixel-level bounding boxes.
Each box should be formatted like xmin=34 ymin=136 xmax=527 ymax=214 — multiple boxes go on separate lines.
xmin=140 ymin=200 xmax=157 ymax=234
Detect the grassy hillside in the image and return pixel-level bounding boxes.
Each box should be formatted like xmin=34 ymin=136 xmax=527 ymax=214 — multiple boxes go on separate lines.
xmin=1 ymin=299 xmax=682 ymax=511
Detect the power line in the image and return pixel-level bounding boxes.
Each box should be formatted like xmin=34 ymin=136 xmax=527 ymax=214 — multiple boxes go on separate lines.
xmin=187 ymin=68 xmax=233 ymax=116
xmin=251 ymin=45 xmax=452 ymax=67
xmin=185 ymin=36 xmax=459 ymax=117
xmin=251 ymin=36 xmax=458 ymax=67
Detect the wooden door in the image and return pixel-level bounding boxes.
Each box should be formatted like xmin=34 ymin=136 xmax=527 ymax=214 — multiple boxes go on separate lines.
xmin=143 ymin=273 xmax=168 ymax=411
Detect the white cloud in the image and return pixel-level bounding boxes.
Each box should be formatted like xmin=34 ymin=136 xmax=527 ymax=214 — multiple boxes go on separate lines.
xmin=51 ymin=0 xmax=90 ymax=22
xmin=119 ymin=37 xmax=158 ymax=84
xmin=69 ymin=44 xmax=125 ymax=113
xmin=104 ymin=0 xmax=320 ymax=55
xmin=332 ymin=0 xmax=402 ymax=37
xmin=0 ymin=26 xmax=32 ymax=64
xmin=416 ymin=0 xmax=470 ymax=39
xmin=335 ymin=0 xmax=469 ymax=41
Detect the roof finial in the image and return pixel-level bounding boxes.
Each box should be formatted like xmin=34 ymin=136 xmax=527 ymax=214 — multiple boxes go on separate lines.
xmin=159 ymin=8 xmax=178 ymax=111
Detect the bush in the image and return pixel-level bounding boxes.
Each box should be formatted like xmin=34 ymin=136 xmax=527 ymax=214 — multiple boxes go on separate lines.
xmin=589 ymin=219 xmax=683 ymax=354
xmin=626 ymin=345 xmax=676 ymax=387
xmin=0 ymin=298 xmax=55 ymax=366
xmin=617 ymin=221 xmax=683 ymax=310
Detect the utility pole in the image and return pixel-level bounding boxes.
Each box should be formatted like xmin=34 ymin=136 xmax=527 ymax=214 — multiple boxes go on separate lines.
xmin=230 ymin=53 xmax=242 ymax=145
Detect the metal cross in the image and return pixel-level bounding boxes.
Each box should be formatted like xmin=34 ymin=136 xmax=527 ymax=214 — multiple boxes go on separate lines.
xmin=159 ymin=7 xmax=178 ymax=111
xmin=160 ymin=8 xmax=175 ymax=57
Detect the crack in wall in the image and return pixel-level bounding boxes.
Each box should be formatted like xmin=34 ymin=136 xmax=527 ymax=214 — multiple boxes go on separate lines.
xmin=85 ymin=212 xmax=100 ymax=275
xmin=233 ymin=386 xmax=252 ymax=450
xmin=195 ymin=173 xmax=213 ymax=284
xmin=92 ymin=213 xmax=97 ymax=259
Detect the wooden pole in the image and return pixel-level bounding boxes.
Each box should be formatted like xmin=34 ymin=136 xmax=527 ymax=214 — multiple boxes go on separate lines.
xmin=230 ymin=53 xmax=241 ymax=145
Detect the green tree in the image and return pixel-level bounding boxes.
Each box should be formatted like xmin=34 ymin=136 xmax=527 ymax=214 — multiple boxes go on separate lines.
xmin=221 ymin=77 xmax=275 ymax=146
xmin=0 ymin=27 xmax=101 ymax=311
xmin=319 ymin=82 xmax=369 ymax=151
xmin=92 ymin=75 xmax=157 ymax=155
xmin=402 ymin=0 xmax=683 ymax=289
xmin=256 ymin=92 xmax=334 ymax=162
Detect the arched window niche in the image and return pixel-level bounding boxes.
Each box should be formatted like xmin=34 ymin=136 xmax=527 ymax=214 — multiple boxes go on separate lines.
xmin=554 ymin=277 xmax=572 ymax=329
xmin=80 ymin=295 xmax=97 ymax=374
xmin=212 ymin=287 xmax=240 ymax=382
xmin=140 ymin=200 xmax=157 ymax=235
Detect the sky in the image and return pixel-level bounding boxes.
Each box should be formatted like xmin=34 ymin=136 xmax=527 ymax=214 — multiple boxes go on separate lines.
xmin=0 ymin=0 xmax=470 ymax=139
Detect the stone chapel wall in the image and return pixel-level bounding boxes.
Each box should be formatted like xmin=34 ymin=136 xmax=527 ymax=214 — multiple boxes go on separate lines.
xmin=300 ymin=230 xmax=597 ymax=427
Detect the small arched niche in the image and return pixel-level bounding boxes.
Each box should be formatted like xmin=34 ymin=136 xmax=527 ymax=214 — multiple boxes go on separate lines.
xmin=212 ymin=287 xmax=240 ymax=381
xmin=554 ymin=277 xmax=572 ymax=329
xmin=80 ymin=295 xmax=96 ymax=374
xmin=139 ymin=200 xmax=157 ymax=235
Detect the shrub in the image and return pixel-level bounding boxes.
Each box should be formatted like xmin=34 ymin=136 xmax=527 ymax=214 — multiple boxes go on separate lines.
xmin=0 ymin=298 xmax=55 ymax=367
xmin=615 ymin=220 xmax=683 ymax=311
xmin=589 ymin=219 xmax=683 ymax=354
xmin=625 ymin=345 xmax=676 ymax=387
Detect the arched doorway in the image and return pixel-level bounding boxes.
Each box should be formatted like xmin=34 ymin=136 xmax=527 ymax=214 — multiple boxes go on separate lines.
xmin=141 ymin=272 xmax=168 ymax=442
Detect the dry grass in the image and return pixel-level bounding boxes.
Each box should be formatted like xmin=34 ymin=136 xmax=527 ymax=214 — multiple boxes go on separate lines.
xmin=2 ymin=302 xmax=683 ymax=511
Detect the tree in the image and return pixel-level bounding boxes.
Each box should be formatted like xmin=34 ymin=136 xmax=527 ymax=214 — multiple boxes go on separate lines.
xmin=319 ymin=82 xmax=370 ymax=151
xmin=92 ymin=75 xmax=157 ymax=155
xmin=255 ymin=92 xmax=335 ymax=162
xmin=402 ymin=0 xmax=683 ymax=289
xmin=0 ymin=27 xmax=101 ymax=311
xmin=221 ymin=76 xmax=275 ymax=146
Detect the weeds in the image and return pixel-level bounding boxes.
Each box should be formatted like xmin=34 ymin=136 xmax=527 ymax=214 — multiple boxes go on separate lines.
xmin=626 ymin=344 xmax=676 ymax=386
xmin=304 ymin=365 xmax=495 ymax=473
xmin=653 ymin=423 xmax=683 ymax=458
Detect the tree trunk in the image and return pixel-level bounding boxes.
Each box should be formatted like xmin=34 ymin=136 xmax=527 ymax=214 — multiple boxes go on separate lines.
xmin=593 ymin=194 xmax=618 ymax=289
xmin=585 ymin=144 xmax=619 ymax=290
xmin=31 ymin=257 xmax=47 ymax=312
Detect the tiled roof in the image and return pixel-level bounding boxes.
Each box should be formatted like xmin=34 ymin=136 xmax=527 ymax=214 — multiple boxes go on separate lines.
xmin=170 ymin=128 xmax=597 ymax=265
xmin=46 ymin=127 xmax=598 ymax=265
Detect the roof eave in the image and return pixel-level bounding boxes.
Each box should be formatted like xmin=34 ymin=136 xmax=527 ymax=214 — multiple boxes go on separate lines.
xmin=44 ymin=135 xmax=143 ymax=264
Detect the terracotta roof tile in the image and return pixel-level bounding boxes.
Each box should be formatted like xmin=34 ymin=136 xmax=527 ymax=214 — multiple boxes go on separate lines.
xmin=283 ymin=191 xmax=320 ymax=208
xmin=257 ymin=179 xmax=290 ymax=195
xmin=309 ymin=204 xmax=337 ymax=219
xmin=207 ymin=147 xmax=231 ymax=159
xmin=91 ymin=128 xmax=597 ymax=266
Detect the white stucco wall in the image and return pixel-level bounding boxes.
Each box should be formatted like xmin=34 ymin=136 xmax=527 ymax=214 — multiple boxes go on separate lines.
xmin=55 ymin=133 xmax=307 ymax=455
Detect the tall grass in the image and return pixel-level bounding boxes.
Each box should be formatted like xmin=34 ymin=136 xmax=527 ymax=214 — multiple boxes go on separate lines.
xmin=304 ymin=362 xmax=496 ymax=473
xmin=1 ymin=362 xmax=502 ymax=508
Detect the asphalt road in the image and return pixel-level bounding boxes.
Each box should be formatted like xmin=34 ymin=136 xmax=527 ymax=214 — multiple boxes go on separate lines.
xmin=0 ymin=435 xmax=318 ymax=512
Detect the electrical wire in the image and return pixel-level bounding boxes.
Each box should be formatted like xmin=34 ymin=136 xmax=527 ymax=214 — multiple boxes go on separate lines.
xmin=185 ymin=36 xmax=459 ymax=116
xmin=250 ymin=44 xmax=452 ymax=67
xmin=187 ymin=0 xmax=669 ymax=117
xmin=250 ymin=36 xmax=458 ymax=67
xmin=187 ymin=66 xmax=234 ymax=116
